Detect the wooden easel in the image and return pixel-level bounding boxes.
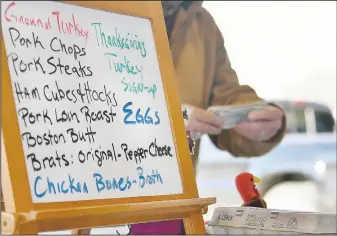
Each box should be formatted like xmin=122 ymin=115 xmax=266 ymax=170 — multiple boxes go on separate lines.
xmin=70 ymin=203 xmax=210 ymax=235
xmin=1 ymin=1 xmax=215 ymax=235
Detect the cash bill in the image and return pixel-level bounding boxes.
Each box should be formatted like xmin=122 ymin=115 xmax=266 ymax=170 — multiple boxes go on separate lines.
xmin=208 ymin=102 xmax=268 ymax=129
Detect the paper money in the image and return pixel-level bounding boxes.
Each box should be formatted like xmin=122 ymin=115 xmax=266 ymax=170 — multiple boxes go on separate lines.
xmin=208 ymin=102 xmax=267 ymax=129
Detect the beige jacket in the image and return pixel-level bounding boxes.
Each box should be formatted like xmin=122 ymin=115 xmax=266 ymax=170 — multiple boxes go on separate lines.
xmin=168 ymin=2 xmax=286 ymax=170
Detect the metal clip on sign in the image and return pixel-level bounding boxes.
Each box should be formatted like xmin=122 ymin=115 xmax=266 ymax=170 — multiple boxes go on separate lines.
xmin=183 ymin=109 xmax=195 ymax=155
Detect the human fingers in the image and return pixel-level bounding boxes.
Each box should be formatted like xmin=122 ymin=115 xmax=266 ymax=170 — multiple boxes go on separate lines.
xmin=235 ymin=120 xmax=280 ymax=141
xmin=192 ymin=107 xmax=224 ymax=128
xmin=234 ymin=125 xmax=258 ymax=141
xmin=190 ymin=131 xmax=202 ymax=140
xmin=237 ymin=120 xmax=276 ymax=131
xmin=248 ymin=106 xmax=284 ymax=121
xmin=187 ymin=118 xmax=222 ymax=135
xmin=235 ymin=125 xmax=274 ymax=141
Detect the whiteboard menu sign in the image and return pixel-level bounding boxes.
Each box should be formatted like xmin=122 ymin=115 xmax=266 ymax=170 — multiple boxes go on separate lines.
xmin=1 ymin=1 xmax=183 ymax=203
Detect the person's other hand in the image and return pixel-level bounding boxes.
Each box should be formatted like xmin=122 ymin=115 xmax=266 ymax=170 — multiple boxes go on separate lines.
xmin=234 ymin=105 xmax=284 ymax=142
xmin=183 ymin=104 xmax=224 ymax=139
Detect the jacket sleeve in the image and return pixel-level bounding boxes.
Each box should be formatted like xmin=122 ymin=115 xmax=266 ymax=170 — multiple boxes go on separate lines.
xmin=208 ymin=25 xmax=287 ymax=157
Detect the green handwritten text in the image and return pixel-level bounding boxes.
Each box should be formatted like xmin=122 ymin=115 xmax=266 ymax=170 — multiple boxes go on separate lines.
xmin=104 ymin=53 xmax=143 ymax=78
xmin=91 ymin=22 xmax=147 ymax=58
xmin=121 ymin=77 xmax=157 ymax=99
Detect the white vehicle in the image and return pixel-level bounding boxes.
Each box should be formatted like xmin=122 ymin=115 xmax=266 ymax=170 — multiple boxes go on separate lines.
xmin=198 ymin=100 xmax=336 ymax=216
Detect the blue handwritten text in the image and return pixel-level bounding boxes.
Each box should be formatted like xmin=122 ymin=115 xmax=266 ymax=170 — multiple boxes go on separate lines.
xmin=93 ymin=167 xmax=163 ymax=193
xmin=34 ymin=174 xmax=89 ymax=198
xmin=122 ymin=102 xmax=160 ymax=125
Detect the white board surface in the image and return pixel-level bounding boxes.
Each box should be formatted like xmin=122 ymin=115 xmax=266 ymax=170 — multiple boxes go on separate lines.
xmin=1 ymin=1 xmax=183 ymax=203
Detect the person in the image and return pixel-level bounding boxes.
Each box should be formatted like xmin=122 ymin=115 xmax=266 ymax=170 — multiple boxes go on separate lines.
xmin=132 ymin=1 xmax=287 ymax=235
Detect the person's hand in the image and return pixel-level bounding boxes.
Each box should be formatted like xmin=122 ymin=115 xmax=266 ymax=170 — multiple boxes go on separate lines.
xmin=234 ymin=105 xmax=284 ymax=142
xmin=183 ymin=104 xmax=224 ymax=139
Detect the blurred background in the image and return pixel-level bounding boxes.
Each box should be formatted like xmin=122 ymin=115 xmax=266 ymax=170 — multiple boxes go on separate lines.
xmin=203 ymin=1 xmax=336 ymax=108
xmin=41 ymin=1 xmax=336 ymax=234
xmin=198 ymin=0 xmax=336 ymax=221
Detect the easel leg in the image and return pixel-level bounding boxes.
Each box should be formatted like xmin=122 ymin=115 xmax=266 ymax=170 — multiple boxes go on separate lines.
xmin=2 ymin=212 xmax=38 ymax=235
xmin=1 ymin=190 xmax=5 ymax=212
xmin=183 ymin=210 xmax=206 ymax=235
xmin=71 ymin=228 xmax=92 ymax=235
